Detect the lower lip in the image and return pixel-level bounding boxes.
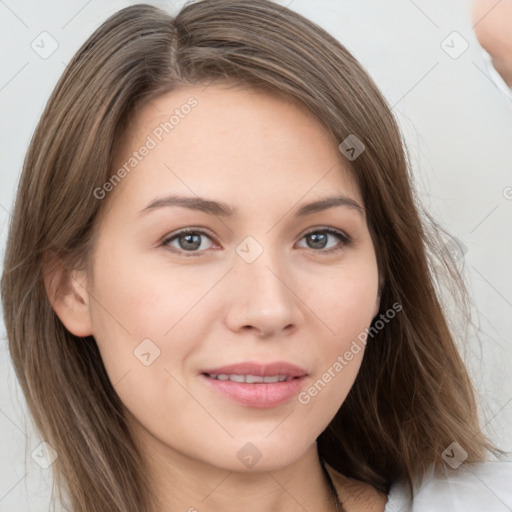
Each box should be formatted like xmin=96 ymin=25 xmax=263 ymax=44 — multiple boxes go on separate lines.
xmin=200 ymin=374 xmax=308 ymax=408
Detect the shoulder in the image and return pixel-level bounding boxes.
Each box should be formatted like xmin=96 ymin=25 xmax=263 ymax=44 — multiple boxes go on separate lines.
xmin=385 ymin=461 xmax=512 ymax=512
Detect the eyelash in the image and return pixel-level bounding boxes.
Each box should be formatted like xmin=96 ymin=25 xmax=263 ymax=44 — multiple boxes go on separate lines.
xmin=160 ymin=227 xmax=352 ymax=257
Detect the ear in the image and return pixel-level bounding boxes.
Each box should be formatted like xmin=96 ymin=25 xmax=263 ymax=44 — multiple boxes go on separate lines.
xmin=43 ymin=260 xmax=93 ymax=337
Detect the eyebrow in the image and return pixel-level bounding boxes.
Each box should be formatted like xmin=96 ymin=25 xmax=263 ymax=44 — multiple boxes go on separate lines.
xmin=138 ymin=193 xmax=364 ymax=217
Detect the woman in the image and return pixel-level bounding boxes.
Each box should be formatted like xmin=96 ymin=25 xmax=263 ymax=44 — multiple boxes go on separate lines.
xmin=1 ymin=1 xmax=510 ymax=511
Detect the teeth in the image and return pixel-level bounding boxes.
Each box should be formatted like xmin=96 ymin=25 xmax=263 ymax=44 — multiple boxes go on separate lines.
xmin=208 ymin=373 xmax=290 ymax=383
xmin=246 ymin=375 xmax=264 ymax=383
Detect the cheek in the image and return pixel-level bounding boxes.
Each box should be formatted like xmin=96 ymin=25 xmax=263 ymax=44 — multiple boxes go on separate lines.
xmin=293 ymin=258 xmax=378 ymax=419
xmin=87 ymin=242 xmax=227 ymax=390
xmin=307 ymin=260 xmax=379 ymax=344
xmin=86 ymin=251 xmax=205 ymax=432
xmin=89 ymin=239 xmax=222 ymax=338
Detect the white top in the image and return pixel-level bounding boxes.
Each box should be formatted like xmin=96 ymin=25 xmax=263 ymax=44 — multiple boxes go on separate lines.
xmin=383 ymin=461 xmax=512 ymax=511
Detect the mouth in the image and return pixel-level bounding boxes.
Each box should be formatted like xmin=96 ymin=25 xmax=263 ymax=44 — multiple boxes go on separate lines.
xmin=204 ymin=373 xmax=296 ymax=383
xmin=199 ymin=361 xmax=309 ymax=408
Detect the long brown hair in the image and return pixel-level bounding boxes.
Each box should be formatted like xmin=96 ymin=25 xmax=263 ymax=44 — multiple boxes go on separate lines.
xmin=1 ymin=1 xmax=504 ymax=510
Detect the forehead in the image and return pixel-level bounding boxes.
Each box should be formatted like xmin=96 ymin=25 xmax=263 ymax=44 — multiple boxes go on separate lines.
xmin=108 ymin=83 xmax=362 ymax=212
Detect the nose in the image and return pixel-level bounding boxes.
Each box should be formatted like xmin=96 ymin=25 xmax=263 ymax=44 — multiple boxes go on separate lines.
xmin=223 ymin=245 xmax=303 ymax=338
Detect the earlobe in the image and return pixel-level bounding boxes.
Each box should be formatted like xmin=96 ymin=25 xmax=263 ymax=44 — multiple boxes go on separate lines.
xmin=43 ymin=262 xmax=93 ymax=337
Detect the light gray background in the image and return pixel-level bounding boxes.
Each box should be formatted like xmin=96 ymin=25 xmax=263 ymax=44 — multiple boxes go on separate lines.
xmin=1 ymin=0 xmax=511 ymax=510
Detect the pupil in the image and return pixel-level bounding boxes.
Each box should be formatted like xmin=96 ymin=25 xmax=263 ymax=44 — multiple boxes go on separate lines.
xmin=180 ymin=233 xmax=201 ymax=250
xmin=308 ymin=233 xmax=327 ymax=249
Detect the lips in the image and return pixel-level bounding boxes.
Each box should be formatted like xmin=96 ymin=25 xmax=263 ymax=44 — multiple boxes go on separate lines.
xmin=199 ymin=361 xmax=309 ymax=408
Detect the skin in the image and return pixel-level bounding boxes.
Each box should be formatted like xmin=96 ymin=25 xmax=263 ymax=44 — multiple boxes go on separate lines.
xmin=49 ymin=83 xmax=387 ymax=512
xmin=472 ymin=0 xmax=512 ymax=86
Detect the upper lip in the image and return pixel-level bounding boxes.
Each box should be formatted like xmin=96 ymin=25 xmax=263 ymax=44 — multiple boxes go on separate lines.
xmin=200 ymin=361 xmax=308 ymax=377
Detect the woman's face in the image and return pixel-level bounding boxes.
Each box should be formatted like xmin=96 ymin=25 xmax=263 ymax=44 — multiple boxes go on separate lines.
xmin=83 ymin=83 xmax=380 ymax=472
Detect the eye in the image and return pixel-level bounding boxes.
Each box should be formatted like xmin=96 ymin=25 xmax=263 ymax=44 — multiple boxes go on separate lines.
xmin=162 ymin=228 xmax=217 ymax=256
xmin=296 ymin=228 xmax=351 ymax=253
xmin=161 ymin=227 xmax=351 ymax=257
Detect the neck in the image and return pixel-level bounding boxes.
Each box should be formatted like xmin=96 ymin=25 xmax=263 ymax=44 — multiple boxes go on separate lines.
xmin=131 ymin=422 xmax=337 ymax=512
